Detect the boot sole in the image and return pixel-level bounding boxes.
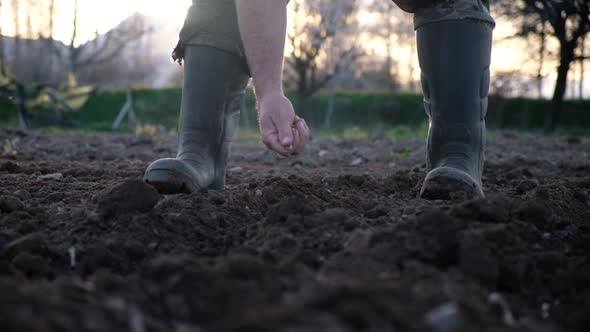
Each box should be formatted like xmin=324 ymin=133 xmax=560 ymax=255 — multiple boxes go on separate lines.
xmin=144 ymin=169 xmax=197 ymax=195
xmin=420 ymin=167 xmax=484 ymax=200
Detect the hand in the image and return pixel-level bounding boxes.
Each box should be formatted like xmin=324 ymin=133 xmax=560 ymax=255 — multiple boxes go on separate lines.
xmin=258 ymin=94 xmax=310 ymax=156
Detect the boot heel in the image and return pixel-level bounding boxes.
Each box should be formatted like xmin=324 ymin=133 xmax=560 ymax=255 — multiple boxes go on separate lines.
xmin=209 ymin=94 xmax=244 ymax=192
xmin=208 ymin=177 xmax=225 ymax=191
xmin=208 ymin=141 xmax=231 ymax=191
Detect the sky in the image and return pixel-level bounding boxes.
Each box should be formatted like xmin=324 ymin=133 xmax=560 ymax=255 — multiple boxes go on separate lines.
xmin=56 ymin=0 xmax=191 ymax=44
xmin=0 ymin=0 xmax=191 ymax=44
xmin=1 ymin=0 xmax=588 ymax=96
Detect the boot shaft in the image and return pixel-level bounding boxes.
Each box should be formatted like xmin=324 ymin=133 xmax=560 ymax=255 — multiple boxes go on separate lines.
xmin=177 ymin=46 xmax=250 ymax=163
xmin=144 ymin=46 xmax=249 ymax=194
xmin=417 ymin=19 xmax=493 ymax=190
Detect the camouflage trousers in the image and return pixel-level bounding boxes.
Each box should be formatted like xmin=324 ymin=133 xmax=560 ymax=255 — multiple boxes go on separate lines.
xmin=174 ymin=0 xmax=495 ymax=64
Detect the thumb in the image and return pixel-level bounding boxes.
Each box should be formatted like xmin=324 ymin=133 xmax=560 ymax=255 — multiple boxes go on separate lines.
xmin=275 ymin=116 xmax=294 ymax=148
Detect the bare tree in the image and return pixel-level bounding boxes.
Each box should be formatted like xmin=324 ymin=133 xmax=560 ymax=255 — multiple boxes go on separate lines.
xmin=284 ymin=0 xmax=364 ymax=114
xmin=64 ymin=0 xmax=152 ymax=85
xmin=0 ymin=0 xmax=154 ymax=128
xmin=44 ymin=0 xmax=57 ymax=83
xmin=497 ymin=0 xmax=590 ymax=132
xmin=48 ymin=0 xmax=54 ymax=38
xmin=11 ymin=0 xmax=20 ymax=64
xmin=0 ymin=0 xmax=4 ymax=60
xmin=364 ymin=0 xmax=395 ymax=88
xmin=536 ymin=20 xmax=548 ymax=98
xmin=362 ymin=0 xmax=416 ymax=91
xmin=580 ymin=35 xmax=586 ymax=99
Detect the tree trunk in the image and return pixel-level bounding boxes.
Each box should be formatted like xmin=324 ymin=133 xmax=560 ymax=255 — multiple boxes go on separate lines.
xmin=68 ymin=0 xmax=79 ymax=85
xmin=12 ymin=0 xmax=21 ymax=70
xmin=297 ymin=92 xmax=309 ymax=118
xmin=580 ymin=35 xmax=585 ymax=100
xmin=46 ymin=0 xmax=55 ymax=84
xmin=544 ymin=51 xmax=573 ymax=133
xmin=537 ymin=22 xmax=547 ymax=98
xmin=0 ymin=0 xmax=4 ymax=61
xmin=15 ymin=83 xmax=29 ymax=129
xmin=324 ymin=90 xmax=335 ymax=129
xmin=408 ymin=41 xmax=416 ymax=92
xmin=296 ymin=65 xmax=308 ymax=116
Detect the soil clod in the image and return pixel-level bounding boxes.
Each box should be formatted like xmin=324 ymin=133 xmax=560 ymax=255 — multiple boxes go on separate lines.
xmin=0 ymin=195 xmax=24 ymax=212
xmin=95 ymin=179 xmax=161 ymax=217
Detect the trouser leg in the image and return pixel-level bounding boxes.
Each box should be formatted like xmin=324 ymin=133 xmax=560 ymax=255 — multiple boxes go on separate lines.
xmin=392 ymin=0 xmax=494 ymax=28
xmin=174 ymin=0 xmax=248 ymax=69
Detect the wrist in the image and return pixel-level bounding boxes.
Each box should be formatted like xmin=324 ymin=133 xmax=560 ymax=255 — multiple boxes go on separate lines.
xmin=255 ymin=86 xmax=284 ymax=102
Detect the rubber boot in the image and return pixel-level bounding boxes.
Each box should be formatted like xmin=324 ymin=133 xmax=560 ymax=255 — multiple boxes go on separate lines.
xmin=417 ymin=19 xmax=493 ymax=200
xmin=144 ymin=46 xmax=249 ymax=193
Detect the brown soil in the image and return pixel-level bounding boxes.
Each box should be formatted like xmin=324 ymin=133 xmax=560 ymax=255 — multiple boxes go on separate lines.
xmin=0 ymin=128 xmax=589 ymax=332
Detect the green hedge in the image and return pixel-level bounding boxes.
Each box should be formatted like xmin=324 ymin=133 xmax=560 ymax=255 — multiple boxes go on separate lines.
xmin=487 ymin=97 xmax=590 ymax=129
xmin=1 ymin=87 xmax=589 ymax=131
xmin=0 ymin=97 xmax=17 ymax=123
xmin=286 ymin=91 xmax=427 ymax=130
xmin=65 ymin=88 xmax=183 ymax=131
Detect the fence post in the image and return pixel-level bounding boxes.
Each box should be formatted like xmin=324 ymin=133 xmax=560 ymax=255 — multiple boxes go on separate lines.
xmin=112 ymin=88 xmax=134 ymax=131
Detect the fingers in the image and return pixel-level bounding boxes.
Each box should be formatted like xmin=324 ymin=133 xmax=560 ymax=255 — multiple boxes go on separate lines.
xmin=262 ymin=124 xmax=308 ymax=157
xmin=259 ymin=107 xmax=291 ymax=156
xmin=262 ymin=132 xmax=291 ymax=157
xmin=273 ymin=113 xmax=294 ymax=152
xmin=257 ymin=95 xmax=306 ymax=157
xmin=261 ymin=119 xmax=309 ymax=157
xmin=291 ymin=127 xmax=301 ymax=155
xmin=294 ymin=118 xmax=310 ymax=154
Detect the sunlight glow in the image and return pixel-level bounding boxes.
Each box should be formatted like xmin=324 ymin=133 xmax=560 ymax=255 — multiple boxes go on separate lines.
xmin=1 ymin=0 xmax=586 ymax=93
xmin=0 ymin=0 xmax=191 ymax=45
xmin=76 ymin=0 xmax=190 ymax=43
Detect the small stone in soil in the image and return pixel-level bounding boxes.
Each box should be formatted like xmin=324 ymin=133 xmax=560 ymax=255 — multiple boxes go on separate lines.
xmin=37 ymin=173 xmax=64 ymax=181
xmin=488 ymin=293 xmax=516 ymax=326
xmin=424 ymin=302 xmax=459 ymax=332
xmin=350 ymin=158 xmax=363 ymax=166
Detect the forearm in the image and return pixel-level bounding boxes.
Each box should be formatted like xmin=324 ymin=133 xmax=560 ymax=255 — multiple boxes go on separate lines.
xmin=235 ymin=0 xmax=288 ymax=99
